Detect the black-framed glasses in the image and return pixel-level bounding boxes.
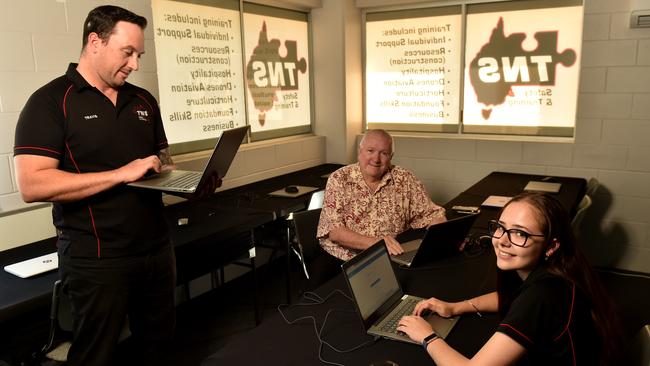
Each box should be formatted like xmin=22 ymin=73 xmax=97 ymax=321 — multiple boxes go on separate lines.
xmin=487 ymin=220 xmax=545 ymax=248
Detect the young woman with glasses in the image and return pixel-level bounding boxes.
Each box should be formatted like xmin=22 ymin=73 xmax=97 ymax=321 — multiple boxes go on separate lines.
xmin=397 ymin=192 xmax=621 ymax=365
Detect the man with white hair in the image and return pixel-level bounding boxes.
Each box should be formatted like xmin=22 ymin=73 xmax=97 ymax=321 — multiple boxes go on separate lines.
xmin=317 ymin=129 xmax=446 ymax=262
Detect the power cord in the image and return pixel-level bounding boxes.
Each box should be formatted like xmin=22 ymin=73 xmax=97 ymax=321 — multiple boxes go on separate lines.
xmin=277 ymin=289 xmax=379 ymax=366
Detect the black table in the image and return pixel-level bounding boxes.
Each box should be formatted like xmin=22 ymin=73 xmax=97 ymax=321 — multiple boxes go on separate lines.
xmin=202 ymin=248 xmax=499 ymax=366
xmin=202 ymin=170 xmax=587 ymax=365
xmin=0 ymin=200 xmax=274 ymax=325
xmin=205 ymin=163 xmax=343 ymax=302
xmin=205 ymin=163 xmax=342 ymax=218
xmin=0 ymin=237 xmax=58 ymax=324
xmin=0 ymin=163 xmax=343 ymax=325
xmin=445 ymin=171 xmax=586 ymax=234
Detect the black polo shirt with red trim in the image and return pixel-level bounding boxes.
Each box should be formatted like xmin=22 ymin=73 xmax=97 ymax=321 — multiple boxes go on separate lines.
xmin=14 ymin=63 xmax=170 ymax=258
xmin=497 ymin=265 xmax=600 ymax=365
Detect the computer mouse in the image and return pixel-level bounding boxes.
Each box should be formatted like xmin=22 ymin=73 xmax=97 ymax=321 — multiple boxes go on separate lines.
xmin=284 ymin=185 xmax=299 ymax=193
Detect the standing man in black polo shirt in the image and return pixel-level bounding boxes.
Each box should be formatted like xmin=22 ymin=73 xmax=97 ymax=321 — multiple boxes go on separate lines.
xmin=14 ymin=6 xmax=175 ymax=366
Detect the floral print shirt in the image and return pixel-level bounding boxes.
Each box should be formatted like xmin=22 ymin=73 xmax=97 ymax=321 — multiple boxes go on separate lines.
xmin=317 ymin=163 xmax=445 ymax=261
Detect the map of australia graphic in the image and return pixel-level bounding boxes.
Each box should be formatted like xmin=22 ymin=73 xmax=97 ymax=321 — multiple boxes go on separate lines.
xmin=468 ymin=18 xmax=576 ymax=120
xmin=246 ymin=22 xmax=307 ymax=126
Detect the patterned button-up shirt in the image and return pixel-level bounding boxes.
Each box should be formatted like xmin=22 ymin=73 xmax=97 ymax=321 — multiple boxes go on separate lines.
xmin=317 ymin=163 xmax=445 ymax=261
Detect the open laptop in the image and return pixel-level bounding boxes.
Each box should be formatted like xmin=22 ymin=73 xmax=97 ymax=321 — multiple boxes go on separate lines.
xmin=128 ymin=126 xmax=249 ymax=193
xmin=342 ymin=241 xmax=459 ymax=344
xmin=392 ymin=213 xmax=478 ymax=268
xmin=4 ymin=252 xmax=58 ymax=278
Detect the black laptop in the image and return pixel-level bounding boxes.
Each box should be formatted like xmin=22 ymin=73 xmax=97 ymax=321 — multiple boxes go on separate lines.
xmin=391 ymin=213 xmax=478 ymax=267
xmin=342 ymin=240 xmax=459 ymax=344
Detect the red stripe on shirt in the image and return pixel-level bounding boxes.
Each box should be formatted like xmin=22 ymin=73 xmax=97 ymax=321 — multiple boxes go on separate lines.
xmin=62 ymin=84 xmax=74 ymax=119
xmin=135 ymin=93 xmax=154 ymax=113
xmin=65 ymin=141 xmax=102 ymax=258
xmin=554 ymin=284 xmax=576 ymax=341
xmin=14 ymin=146 xmax=62 ymax=155
xmin=499 ymin=323 xmax=533 ymax=344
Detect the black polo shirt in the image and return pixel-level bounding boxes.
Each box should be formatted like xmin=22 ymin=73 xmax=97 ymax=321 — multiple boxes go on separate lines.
xmin=14 ymin=63 xmax=170 ymax=258
xmin=497 ymin=265 xmax=600 ymax=365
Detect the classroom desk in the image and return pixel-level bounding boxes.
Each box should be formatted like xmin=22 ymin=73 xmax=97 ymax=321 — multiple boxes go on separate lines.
xmin=0 ymin=237 xmax=58 ymax=324
xmin=202 ymin=170 xmax=587 ymax=366
xmin=202 ymin=246 xmax=499 ymax=366
xmin=204 ymin=163 xmax=342 ymax=219
xmin=445 ymin=171 xmax=586 ymax=233
xmin=204 ymin=163 xmax=343 ymax=302
xmin=0 ymin=201 xmax=273 ymax=325
xmin=0 ymin=163 xmax=342 ymax=325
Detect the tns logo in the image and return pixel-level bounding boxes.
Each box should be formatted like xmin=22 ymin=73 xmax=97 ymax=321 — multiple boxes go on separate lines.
xmin=132 ymin=104 xmax=151 ymax=123
xmin=469 ymin=18 xmax=577 ymax=119
xmin=246 ymin=22 xmax=307 ymax=126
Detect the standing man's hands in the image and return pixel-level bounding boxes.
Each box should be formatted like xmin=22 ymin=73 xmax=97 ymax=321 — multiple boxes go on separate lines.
xmin=117 ymin=155 xmax=162 ymax=183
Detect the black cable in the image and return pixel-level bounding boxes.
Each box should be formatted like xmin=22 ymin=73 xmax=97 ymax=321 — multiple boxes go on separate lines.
xmin=277 ymin=289 xmax=378 ymax=366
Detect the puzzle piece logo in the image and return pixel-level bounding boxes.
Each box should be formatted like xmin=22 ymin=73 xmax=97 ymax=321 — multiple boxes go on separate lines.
xmin=246 ymin=22 xmax=307 ymax=126
xmin=468 ymin=17 xmax=576 ymax=120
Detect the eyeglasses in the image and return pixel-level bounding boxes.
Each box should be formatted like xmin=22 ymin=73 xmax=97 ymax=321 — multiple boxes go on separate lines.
xmin=487 ymin=220 xmax=545 ymax=248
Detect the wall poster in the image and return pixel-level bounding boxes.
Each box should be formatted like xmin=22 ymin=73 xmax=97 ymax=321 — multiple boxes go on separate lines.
xmin=243 ymin=7 xmax=311 ymax=140
xmin=463 ymin=3 xmax=583 ymax=136
xmin=365 ymin=7 xmax=462 ymax=132
xmin=152 ymin=0 xmax=246 ymax=145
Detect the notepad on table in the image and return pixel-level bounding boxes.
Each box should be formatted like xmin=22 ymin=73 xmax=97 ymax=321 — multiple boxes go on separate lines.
xmin=481 ymin=195 xmax=512 ymax=208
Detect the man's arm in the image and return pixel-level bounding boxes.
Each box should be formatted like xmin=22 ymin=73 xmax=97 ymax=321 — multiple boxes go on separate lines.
xmin=328 ymin=226 xmax=404 ymax=255
xmin=14 ymin=154 xmax=161 ymax=203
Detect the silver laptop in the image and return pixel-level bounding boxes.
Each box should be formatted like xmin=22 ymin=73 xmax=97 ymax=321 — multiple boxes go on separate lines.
xmin=128 ymin=126 xmax=249 ymax=193
xmin=4 ymin=252 xmax=58 ymax=278
xmin=392 ymin=214 xmax=478 ymax=268
xmin=342 ymin=241 xmax=459 ymax=344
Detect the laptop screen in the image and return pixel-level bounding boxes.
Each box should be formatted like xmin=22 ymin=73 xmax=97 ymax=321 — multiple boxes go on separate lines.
xmin=344 ymin=242 xmax=401 ymax=321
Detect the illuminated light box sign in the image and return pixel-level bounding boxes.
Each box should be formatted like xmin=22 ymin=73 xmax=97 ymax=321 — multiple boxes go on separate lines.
xmin=152 ymin=0 xmax=246 ymax=144
xmin=365 ymin=7 xmax=462 ymax=132
xmin=243 ymin=10 xmax=311 ymax=138
xmin=463 ymin=4 xmax=583 ymax=137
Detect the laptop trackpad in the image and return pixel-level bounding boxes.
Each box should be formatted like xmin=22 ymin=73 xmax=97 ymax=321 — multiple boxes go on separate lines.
xmin=425 ymin=314 xmax=459 ymax=339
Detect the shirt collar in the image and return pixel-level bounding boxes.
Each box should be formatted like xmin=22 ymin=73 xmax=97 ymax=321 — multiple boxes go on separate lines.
xmin=65 ymin=62 xmax=136 ymax=96
xmin=352 ymin=163 xmax=393 ymax=193
xmin=66 ymin=63 xmax=92 ymax=91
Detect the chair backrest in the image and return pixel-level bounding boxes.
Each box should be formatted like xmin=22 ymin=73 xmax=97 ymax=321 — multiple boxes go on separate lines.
xmin=571 ymin=194 xmax=592 ymax=235
xmin=628 ymin=324 xmax=650 ymax=366
xmin=293 ymin=208 xmax=322 ymax=260
xmin=307 ymin=190 xmax=325 ymax=210
xmin=586 ymin=177 xmax=599 ymax=197
xmin=52 ymin=280 xmax=73 ymax=332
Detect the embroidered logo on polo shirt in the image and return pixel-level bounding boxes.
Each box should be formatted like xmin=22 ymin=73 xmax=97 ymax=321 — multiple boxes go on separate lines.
xmin=84 ymin=114 xmax=98 ymax=120
xmin=132 ymin=104 xmax=151 ymax=123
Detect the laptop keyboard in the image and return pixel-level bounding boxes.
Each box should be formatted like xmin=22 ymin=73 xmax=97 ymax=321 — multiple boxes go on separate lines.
xmin=396 ymin=250 xmax=417 ymax=263
xmin=161 ymin=172 xmax=201 ymax=189
xmin=377 ymin=297 xmax=418 ymax=333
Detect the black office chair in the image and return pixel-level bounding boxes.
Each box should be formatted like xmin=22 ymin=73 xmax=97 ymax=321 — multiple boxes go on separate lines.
xmin=291 ymin=208 xmax=341 ymax=291
xmin=35 ymin=280 xmax=73 ymax=363
xmin=38 ymin=281 xmax=130 ymax=363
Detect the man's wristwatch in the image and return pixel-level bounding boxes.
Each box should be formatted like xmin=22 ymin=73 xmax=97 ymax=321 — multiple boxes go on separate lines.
xmin=422 ymin=331 xmax=439 ymax=350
